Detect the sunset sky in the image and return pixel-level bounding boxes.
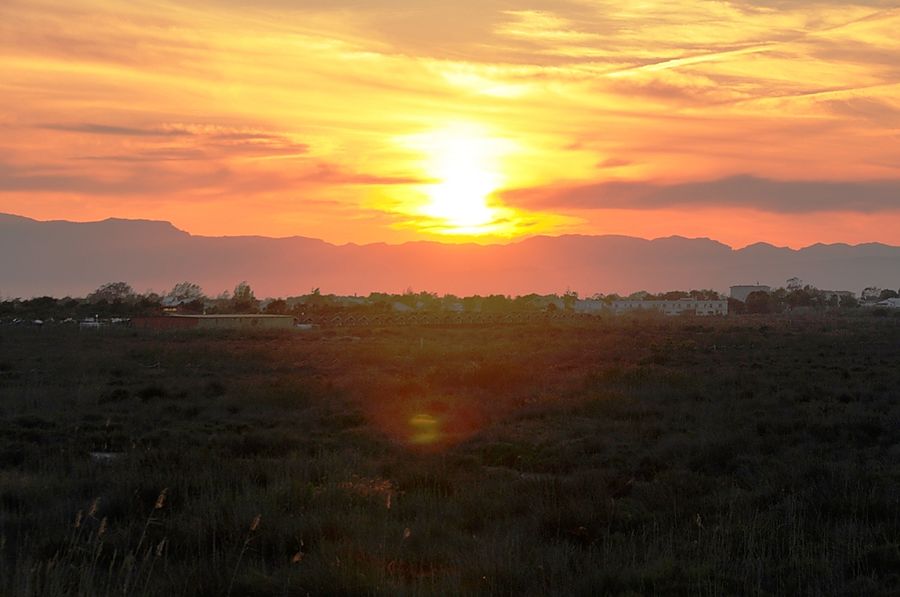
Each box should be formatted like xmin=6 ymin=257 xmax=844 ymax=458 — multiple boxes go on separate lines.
xmin=2 ymin=0 xmax=899 ymax=248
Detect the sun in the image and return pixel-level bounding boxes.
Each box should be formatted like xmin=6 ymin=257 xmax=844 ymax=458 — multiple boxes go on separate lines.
xmin=422 ymin=133 xmax=499 ymax=229
xmin=403 ymin=124 xmax=516 ymax=235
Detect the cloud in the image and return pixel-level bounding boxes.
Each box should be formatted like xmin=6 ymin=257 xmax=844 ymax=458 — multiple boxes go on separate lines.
xmin=0 ymin=160 xmax=232 ymax=195
xmin=823 ymin=97 xmax=900 ymax=126
xmin=42 ymin=122 xmax=312 ymax=161
xmin=0 ymin=155 xmax=424 ymax=198
xmin=496 ymin=10 xmax=600 ymax=44
xmin=41 ymin=123 xmax=190 ymax=137
xmin=298 ymin=164 xmax=431 ymax=186
xmin=74 ymin=149 xmax=209 ymax=162
xmin=596 ymin=158 xmax=632 ymax=169
xmin=505 ymin=175 xmax=900 ymax=214
xmin=3 ymin=0 xmax=900 ymax=245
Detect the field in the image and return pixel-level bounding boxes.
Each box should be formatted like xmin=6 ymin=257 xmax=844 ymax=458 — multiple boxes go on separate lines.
xmin=1 ymin=315 xmax=899 ymax=596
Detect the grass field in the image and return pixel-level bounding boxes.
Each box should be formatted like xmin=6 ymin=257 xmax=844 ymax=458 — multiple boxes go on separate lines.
xmin=1 ymin=315 xmax=899 ymax=596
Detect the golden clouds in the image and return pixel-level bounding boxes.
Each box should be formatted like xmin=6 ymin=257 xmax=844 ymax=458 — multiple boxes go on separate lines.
xmin=0 ymin=0 xmax=898 ymax=245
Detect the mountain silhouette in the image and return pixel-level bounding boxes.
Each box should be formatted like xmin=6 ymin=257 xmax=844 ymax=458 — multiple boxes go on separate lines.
xmin=1 ymin=213 xmax=897 ymax=298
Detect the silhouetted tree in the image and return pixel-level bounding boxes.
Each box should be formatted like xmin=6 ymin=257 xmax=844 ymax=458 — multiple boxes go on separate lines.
xmin=786 ymin=287 xmax=814 ymax=308
xmin=166 ymin=282 xmax=205 ymax=304
xmin=87 ymin=282 xmax=135 ymax=303
xmin=661 ymin=291 xmax=689 ymax=300
xmin=745 ymin=290 xmax=773 ymax=314
xmin=786 ymin=277 xmax=803 ymax=291
xmin=232 ymin=281 xmax=259 ymax=313
xmin=840 ymin=295 xmax=859 ymax=309
xmin=482 ymin=294 xmax=511 ymax=313
xmin=727 ymin=297 xmax=746 ymax=315
xmin=602 ymin=293 xmax=622 ymax=305
xmin=690 ymin=289 xmax=721 ymax=300
xmin=264 ymin=299 xmax=288 ymax=315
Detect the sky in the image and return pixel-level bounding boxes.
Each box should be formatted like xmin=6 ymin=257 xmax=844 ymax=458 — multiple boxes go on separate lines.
xmin=1 ymin=0 xmax=899 ymax=248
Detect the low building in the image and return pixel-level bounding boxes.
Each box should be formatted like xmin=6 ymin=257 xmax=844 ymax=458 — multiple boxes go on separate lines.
xmin=79 ymin=319 xmax=102 ymax=329
xmin=821 ymin=290 xmax=856 ymax=302
xmin=133 ymin=314 xmax=296 ymax=331
xmin=574 ymin=299 xmax=606 ymax=314
xmin=613 ymin=299 xmax=728 ymax=316
xmin=730 ymin=285 xmax=771 ymax=302
xmin=874 ymin=298 xmax=900 ymax=309
xmin=443 ymin=301 xmax=465 ymax=313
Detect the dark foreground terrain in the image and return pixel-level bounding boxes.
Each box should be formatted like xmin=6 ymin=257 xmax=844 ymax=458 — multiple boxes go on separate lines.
xmin=1 ymin=315 xmax=899 ymax=596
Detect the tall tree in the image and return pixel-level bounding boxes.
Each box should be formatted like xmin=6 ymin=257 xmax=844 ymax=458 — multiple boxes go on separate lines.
xmin=87 ymin=282 xmax=135 ymax=303
xmin=232 ymin=281 xmax=259 ymax=313
xmin=745 ymin=290 xmax=773 ymax=314
xmin=166 ymin=282 xmax=205 ymax=304
xmin=264 ymin=298 xmax=288 ymax=315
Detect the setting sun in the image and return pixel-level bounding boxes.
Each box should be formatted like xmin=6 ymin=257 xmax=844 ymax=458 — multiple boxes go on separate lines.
xmin=402 ymin=124 xmax=519 ymax=236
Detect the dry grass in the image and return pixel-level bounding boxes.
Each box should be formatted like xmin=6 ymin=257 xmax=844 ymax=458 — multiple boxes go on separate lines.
xmin=0 ymin=314 xmax=898 ymax=595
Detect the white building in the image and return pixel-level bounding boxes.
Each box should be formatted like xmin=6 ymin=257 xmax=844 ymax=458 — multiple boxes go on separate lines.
xmin=574 ymin=299 xmax=606 ymax=314
xmin=821 ymin=290 xmax=855 ymax=303
xmin=613 ymin=299 xmax=728 ymax=316
xmin=874 ymin=297 xmax=900 ymax=308
xmin=730 ymin=285 xmax=771 ymax=302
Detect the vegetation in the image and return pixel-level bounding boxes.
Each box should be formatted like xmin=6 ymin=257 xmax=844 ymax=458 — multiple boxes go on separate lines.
xmin=5 ymin=277 xmax=899 ymax=325
xmin=1 ymin=314 xmax=899 ymax=595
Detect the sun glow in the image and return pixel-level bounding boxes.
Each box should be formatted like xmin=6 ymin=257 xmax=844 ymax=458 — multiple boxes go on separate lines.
xmin=404 ymin=124 xmax=517 ymax=236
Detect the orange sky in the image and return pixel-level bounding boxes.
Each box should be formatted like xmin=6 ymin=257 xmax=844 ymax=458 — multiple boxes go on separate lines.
xmin=1 ymin=0 xmax=899 ymax=248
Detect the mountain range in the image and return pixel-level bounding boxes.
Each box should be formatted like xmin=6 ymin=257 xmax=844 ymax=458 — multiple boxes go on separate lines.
xmin=1 ymin=213 xmax=898 ymax=298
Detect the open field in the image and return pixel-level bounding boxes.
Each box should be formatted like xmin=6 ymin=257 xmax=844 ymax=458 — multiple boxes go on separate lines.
xmin=1 ymin=315 xmax=899 ymax=596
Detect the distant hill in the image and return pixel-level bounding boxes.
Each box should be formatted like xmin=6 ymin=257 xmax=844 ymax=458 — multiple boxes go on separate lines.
xmin=1 ymin=213 xmax=898 ymax=298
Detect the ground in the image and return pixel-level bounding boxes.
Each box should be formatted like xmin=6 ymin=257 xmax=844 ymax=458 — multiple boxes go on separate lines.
xmin=1 ymin=315 xmax=899 ymax=596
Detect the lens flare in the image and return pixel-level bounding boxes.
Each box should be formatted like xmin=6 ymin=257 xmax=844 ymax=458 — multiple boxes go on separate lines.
xmin=408 ymin=413 xmax=441 ymax=445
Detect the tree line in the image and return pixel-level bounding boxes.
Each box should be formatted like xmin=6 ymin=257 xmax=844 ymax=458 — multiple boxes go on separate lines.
xmin=1 ymin=279 xmax=897 ymax=322
xmin=735 ymin=279 xmax=899 ymax=315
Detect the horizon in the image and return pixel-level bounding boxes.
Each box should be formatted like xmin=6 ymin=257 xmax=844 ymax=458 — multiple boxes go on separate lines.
xmin=2 ymin=1 xmax=900 ymax=249
xmin=3 ymin=211 xmax=898 ymax=299
xmin=4 ymin=211 xmax=899 ymax=252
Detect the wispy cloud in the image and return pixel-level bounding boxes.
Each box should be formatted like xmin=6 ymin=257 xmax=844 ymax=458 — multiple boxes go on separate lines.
xmin=505 ymin=175 xmax=900 ymax=214
xmin=41 ymin=123 xmax=190 ymax=137
xmin=298 ymin=164 xmax=430 ymax=186
xmin=1 ymin=0 xmax=899 ymax=244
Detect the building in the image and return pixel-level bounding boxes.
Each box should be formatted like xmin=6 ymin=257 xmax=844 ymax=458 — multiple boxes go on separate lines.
xmin=821 ymin=290 xmax=856 ymax=303
xmin=613 ymin=299 xmax=728 ymax=316
xmin=874 ymin=297 xmax=900 ymax=309
xmin=443 ymin=301 xmax=465 ymax=313
xmin=730 ymin=285 xmax=771 ymax=302
xmin=133 ymin=314 xmax=296 ymax=331
xmin=574 ymin=299 xmax=606 ymax=314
